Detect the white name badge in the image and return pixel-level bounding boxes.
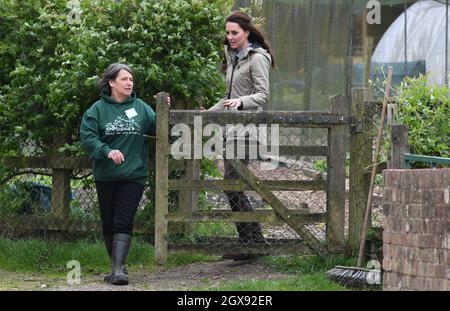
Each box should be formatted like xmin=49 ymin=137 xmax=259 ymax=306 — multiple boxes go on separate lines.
xmin=125 ymin=108 xmax=138 ymax=119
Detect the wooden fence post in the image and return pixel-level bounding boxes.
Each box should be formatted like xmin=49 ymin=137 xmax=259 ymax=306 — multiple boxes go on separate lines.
xmin=155 ymin=92 xmax=170 ymax=265
xmin=390 ymin=124 xmax=409 ymax=169
xmin=348 ymin=88 xmax=372 ymax=251
xmin=178 ymin=157 xmax=199 ymax=237
xmin=51 ymin=136 xmax=71 ymax=219
xmin=326 ymin=95 xmax=347 ymax=250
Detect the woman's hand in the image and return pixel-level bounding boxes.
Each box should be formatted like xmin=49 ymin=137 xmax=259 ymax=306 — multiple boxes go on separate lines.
xmin=223 ymin=98 xmax=242 ymax=109
xmin=154 ymin=93 xmax=171 ymax=107
xmin=108 ymin=149 xmax=125 ymax=165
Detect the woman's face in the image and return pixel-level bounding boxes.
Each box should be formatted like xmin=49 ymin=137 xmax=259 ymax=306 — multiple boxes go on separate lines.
xmin=226 ymin=22 xmax=249 ymax=51
xmin=109 ymin=69 xmax=133 ymax=99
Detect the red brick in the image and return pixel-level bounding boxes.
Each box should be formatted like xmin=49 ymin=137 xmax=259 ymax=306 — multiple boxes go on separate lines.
xmin=383 ymin=271 xmax=400 ymax=287
xmin=430 ymin=278 xmax=446 ymax=291
xmin=383 ymin=231 xmax=391 ymax=244
xmin=435 ymin=265 xmax=446 ymax=278
xmin=383 ymin=257 xmax=392 ymax=271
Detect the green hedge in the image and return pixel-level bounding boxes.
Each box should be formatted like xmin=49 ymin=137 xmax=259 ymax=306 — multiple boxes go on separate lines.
xmin=0 ymin=0 xmax=232 ymax=155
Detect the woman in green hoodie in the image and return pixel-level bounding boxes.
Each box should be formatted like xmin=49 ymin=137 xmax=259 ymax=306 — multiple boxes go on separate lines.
xmin=80 ymin=63 xmax=169 ymax=285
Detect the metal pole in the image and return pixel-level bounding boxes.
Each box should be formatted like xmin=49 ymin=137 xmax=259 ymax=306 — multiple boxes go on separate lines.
xmin=404 ymin=2 xmax=408 ymax=78
xmin=446 ymin=0 xmax=449 ymax=86
xmin=347 ymin=0 xmax=354 ymax=117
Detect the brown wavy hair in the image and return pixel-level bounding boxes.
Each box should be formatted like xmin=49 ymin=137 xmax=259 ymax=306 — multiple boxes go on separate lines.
xmin=222 ymin=11 xmax=275 ymax=71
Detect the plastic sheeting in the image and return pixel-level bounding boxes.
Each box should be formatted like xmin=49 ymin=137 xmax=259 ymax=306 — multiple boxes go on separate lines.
xmin=372 ymin=0 xmax=450 ymax=85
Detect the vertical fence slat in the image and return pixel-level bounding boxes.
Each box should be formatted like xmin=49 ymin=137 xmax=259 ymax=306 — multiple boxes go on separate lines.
xmin=327 ymin=95 xmax=347 ymax=250
xmin=155 ymin=92 xmax=170 ymax=265
xmin=178 ymin=158 xmax=199 ymax=237
xmin=348 ymin=88 xmax=372 ymax=251
xmin=391 ymin=124 xmax=409 ymax=169
xmin=51 ymin=136 xmax=71 ymax=219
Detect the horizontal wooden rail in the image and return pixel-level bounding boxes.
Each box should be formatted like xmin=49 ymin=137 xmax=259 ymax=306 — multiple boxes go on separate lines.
xmin=169 ymin=239 xmax=314 ymax=256
xmin=169 ymin=110 xmax=351 ymax=127
xmin=168 ymin=179 xmax=326 ymax=191
xmin=1 ymin=156 xmax=185 ymax=171
xmin=166 ymin=210 xmax=326 ymax=225
xmin=279 ymin=145 xmax=328 ymax=157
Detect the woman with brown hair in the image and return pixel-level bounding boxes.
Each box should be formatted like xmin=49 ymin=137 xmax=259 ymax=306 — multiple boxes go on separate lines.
xmin=209 ymin=11 xmax=275 ymax=260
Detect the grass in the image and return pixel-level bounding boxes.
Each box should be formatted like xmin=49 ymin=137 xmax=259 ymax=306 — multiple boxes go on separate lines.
xmin=196 ymin=255 xmax=365 ymax=291
xmin=0 ymin=237 xmax=380 ymax=291
xmin=201 ymin=273 xmax=348 ymax=291
xmin=0 ymin=236 xmax=213 ymax=278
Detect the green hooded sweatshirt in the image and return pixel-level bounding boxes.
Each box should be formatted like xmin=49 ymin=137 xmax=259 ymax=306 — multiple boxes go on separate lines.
xmin=80 ymin=92 xmax=156 ymax=185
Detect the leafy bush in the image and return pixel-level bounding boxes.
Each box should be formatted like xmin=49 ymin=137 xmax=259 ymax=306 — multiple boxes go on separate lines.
xmin=0 ymin=0 xmax=232 ymax=156
xmin=394 ymin=75 xmax=450 ymax=157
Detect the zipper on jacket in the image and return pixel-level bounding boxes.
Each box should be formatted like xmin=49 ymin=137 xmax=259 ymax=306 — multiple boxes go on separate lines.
xmin=227 ymin=55 xmax=240 ymax=100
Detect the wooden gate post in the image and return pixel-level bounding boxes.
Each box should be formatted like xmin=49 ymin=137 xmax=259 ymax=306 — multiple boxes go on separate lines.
xmin=155 ymin=92 xmax=170 ymax=265
xmin=327 ymin=95 xmax=347 ymax=251
xmin=390 ymin=124 xmax=409 ymax=169
xmin=348 ymin=88 xmax=372 ymax=251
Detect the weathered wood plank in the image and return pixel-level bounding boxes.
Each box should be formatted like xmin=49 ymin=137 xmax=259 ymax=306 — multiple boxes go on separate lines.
xmin=0 ymin=216 xmax=149 ymax=232
xmin=327 ymin=95 xmax=347 ymax=249
xmin=155 ymin=92 xmax=170 ymax=265
xmin=168 ymin=179 xmax=326 ymax=191
xmin=279 ymin=145 xmax=328 ymax=157
xmin=227 ymin=159 xmax=329 ymax=257
xmin=170 ymin=111 xmax=351 ymax=127
xmin=166 ymin=211 xmax=326 ymax=225
xmin=168 ymin=240 xmax=314 ymax=256
xmin=349 ymin=88 xmax=373 ymax=250
xmin=390 ymin=124 xmax=409 ymax=169
xmin=0 ymin=156 xmax=185 ymax=172
xmin=178 ymin=158 xmax=199 ymax=236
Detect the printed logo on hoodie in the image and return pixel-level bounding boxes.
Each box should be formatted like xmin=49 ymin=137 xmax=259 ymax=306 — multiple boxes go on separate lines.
xmin=105 ymin=114 xmax=141 ymax=136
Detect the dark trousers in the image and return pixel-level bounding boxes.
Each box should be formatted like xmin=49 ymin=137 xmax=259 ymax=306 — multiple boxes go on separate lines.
xmin=224 ymin=159 xmax=265 ymax=243
xmin=95 ymin=180 xmax=144 ymax=237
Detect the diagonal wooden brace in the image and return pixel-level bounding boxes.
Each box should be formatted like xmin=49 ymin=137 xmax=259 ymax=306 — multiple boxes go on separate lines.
xmin=227 ymin=159 xmax=330 ymax=258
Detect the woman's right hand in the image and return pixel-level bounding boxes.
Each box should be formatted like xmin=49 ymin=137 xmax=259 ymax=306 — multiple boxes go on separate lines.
xmin=108 ymin=149 xmax=125 ymax=165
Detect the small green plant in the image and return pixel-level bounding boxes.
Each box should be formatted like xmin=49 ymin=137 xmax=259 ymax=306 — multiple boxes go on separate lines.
xmin=313 ymin=159 xmax=327 ymax=173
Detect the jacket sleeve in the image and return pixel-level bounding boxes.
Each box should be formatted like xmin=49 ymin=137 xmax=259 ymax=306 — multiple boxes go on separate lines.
xmin=79 ymin=108 xmax=112 ymax=159
xmin=208 ymin=98 xmax=225 ymax=111
xmin=239 ymin=53 xmax=271 ymax=110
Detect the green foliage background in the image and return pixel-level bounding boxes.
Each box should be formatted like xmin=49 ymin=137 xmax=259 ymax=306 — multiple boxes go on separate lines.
xmin=395 ymin=75 xmax=450 ymax=158
xmin=0 ymin=0 xmax=232 ymax=155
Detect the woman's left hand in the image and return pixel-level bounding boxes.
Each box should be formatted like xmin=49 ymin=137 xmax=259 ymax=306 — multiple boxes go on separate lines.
xmin=223 ymin=98 xmax=241 ymax=109
xmin=154 ymin=93 xmax=171 ymax=107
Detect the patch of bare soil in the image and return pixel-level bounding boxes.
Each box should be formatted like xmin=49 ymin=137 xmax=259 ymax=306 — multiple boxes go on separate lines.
xmin=1 ymin=260 xmax=290 ymax=291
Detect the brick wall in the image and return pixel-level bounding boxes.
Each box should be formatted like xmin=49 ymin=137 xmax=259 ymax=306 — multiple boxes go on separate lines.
xmin=382 ymin=168 xmax=449 ymax=291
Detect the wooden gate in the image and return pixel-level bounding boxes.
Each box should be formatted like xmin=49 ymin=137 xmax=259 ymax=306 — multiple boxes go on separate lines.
xmin=154 ymin=93 xmax=350 ymax=265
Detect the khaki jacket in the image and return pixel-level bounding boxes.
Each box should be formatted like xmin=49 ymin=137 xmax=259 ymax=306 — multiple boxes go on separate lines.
xmin=210 ymin=44 xmax=271 ymax=111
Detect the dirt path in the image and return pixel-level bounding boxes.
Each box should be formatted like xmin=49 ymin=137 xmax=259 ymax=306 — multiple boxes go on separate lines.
xmin=1 ymin=259 xmax=290 ymax=291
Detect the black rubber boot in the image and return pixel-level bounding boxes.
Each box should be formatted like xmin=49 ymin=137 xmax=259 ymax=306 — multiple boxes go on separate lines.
xmin=103 ymin=235 xmax=128 ymax=283
xmin=111 ymin=233 xmax=132 ymax=285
